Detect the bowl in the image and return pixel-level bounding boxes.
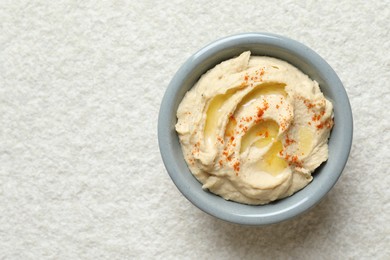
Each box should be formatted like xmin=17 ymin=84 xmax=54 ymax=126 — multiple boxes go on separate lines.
xmin=158 ymin=32 xmax=353 ymax=225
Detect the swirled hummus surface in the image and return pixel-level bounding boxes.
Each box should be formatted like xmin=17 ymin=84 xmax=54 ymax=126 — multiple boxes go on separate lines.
xmin=175 ymin=51 xmax=334 ymax=205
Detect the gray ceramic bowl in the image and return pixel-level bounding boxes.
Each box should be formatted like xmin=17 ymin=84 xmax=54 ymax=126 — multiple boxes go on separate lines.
xmin=158 ymin=33 xmax=353 ymax=225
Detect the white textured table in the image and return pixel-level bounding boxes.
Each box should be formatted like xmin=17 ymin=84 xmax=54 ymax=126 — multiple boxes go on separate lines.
xmin=1 ymin=1 xmax=389 ymax=259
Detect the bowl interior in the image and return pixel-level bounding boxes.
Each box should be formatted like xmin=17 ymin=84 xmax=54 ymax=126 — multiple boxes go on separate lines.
xmin=158 ymin=33 xmax=353 ymax=225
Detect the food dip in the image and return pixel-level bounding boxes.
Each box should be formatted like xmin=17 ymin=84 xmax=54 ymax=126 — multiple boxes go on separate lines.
xmin=175 ymin=51 xmax=334 ymax=205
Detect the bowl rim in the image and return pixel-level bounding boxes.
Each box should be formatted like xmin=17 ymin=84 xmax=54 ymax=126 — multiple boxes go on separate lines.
xmin=158 ymin=32 xmax=353 ymax=225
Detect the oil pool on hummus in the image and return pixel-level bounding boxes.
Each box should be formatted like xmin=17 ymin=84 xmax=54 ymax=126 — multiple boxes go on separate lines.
xmin=175 ymin=51 xmax=334 ymax=205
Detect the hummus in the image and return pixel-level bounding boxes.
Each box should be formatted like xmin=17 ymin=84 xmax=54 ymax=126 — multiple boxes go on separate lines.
xmin=175 ymin=51 xmax=334 ymax=205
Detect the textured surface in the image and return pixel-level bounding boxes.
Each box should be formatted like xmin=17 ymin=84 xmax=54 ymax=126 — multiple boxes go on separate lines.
xmin=0 ymin=1 xmax=389 ymax=259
